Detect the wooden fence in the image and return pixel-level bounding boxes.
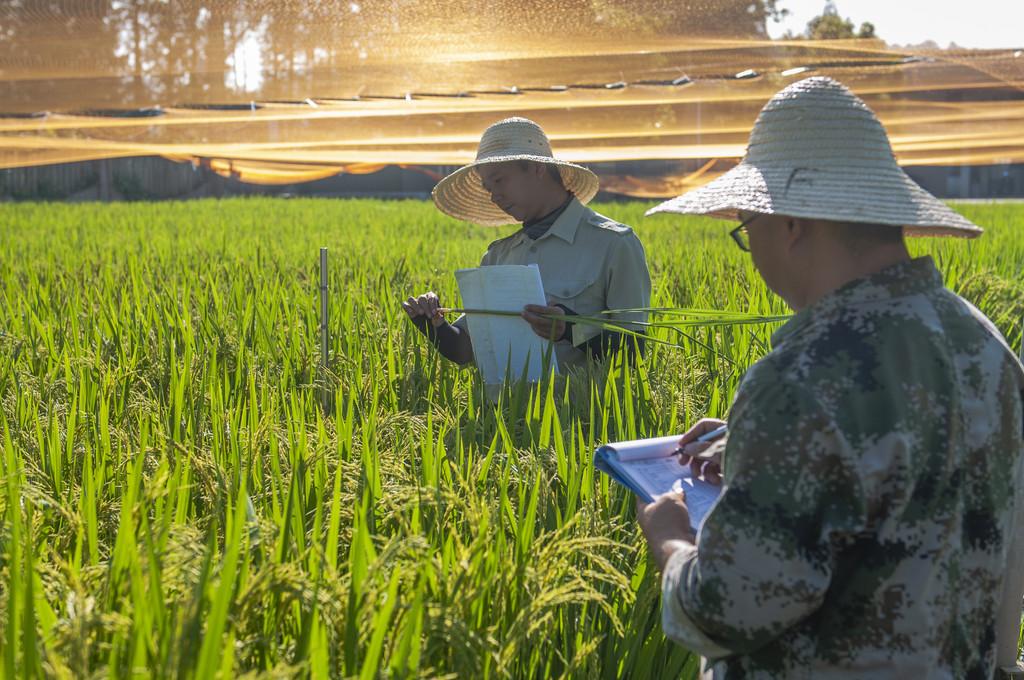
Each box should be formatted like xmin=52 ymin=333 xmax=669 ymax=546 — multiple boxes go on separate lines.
xmin=0 ymin=157 xmax=222 ymax=200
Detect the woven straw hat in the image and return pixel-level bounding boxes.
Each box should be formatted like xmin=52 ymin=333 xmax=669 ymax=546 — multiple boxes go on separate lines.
xmin=647 ymin=77 xmax=982 ymax=238
xmin=432 ymin=117 xmax=600 ymax=226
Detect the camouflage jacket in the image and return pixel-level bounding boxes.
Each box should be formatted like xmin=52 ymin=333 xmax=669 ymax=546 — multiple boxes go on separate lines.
xmin=661 ymin=256 xmax=1024 ymax=679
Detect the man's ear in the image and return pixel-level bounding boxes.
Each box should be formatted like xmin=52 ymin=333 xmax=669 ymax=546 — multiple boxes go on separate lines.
xmin=784 ymin=218 xmax=806 ymax=253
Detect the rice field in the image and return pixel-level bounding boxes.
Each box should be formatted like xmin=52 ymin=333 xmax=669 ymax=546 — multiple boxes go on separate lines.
xmin=1 ymin=198 xmax=1022 ymax=678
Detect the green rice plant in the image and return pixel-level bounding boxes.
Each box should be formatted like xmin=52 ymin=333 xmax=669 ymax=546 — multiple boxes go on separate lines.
xmin=0 ymin=198 xmax=1021 ymax=678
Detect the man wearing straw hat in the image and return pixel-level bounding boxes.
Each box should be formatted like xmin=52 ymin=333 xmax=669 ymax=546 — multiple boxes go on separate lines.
xmin=401 ymin=117 xmax=651 ymax=370
xmin=635 ymin=77 xmax=1024 ymax=678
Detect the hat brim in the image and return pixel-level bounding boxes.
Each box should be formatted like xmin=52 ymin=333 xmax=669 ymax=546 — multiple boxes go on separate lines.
xmin=432 ymin=155 xmax=601 ymax=226
xmin=645 ymin=161 xmax=982 ymax=238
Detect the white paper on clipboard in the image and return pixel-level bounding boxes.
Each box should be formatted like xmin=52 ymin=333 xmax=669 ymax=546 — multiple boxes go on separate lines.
xmin=455 ymin=264 xmax=558 ymax=387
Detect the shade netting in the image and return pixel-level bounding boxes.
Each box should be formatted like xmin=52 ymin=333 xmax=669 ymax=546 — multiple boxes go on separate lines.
xmin=1 ymin=1 xmax=1021 ymax=193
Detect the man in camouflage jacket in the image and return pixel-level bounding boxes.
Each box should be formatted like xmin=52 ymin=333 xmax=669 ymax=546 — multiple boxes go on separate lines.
xmin=637 ymin=76 xmax=1024 ymax=678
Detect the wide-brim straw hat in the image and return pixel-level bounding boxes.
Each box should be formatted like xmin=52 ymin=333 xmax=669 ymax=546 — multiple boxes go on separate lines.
xmin=647 ymin=76 xmax=982 ymax=238
xmin=432 ymin=117 xmax=601 ymax=226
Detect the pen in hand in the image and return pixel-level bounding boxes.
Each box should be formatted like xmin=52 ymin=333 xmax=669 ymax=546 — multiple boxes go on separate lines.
xmin=672 ymin=424 xmax=727 ymax=455
xmin=673 ymin=424 xmax=727 ymax=483
xmin=695 ymin=424 xmax=728 ymax=444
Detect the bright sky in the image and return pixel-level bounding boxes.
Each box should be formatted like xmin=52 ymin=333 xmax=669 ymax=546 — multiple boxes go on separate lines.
xmin=767 ymin=0 xmax=1024 ymax=49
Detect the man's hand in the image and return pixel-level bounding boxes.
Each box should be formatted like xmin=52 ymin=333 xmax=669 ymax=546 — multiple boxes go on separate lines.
xmin=522 ymin=303 xmax=567 ymax=341
xmin=636 ymin=493 xmax=696 ymax=573
xmin=402 ymin=291 xmax=445 ymax=328
xmin=677 ymin=418 xmax=727 ymax=485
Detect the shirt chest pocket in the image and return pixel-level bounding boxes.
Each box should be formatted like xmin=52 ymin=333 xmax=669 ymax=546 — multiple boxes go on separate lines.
xmin=542 ymin=272 xmax=604 ymax=315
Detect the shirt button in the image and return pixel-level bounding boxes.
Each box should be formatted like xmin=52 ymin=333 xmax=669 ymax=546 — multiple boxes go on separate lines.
xmin=529 ymin=245 xmax=537 ymax=253
xmin=562 ymin=289 xmax=570 ymax=296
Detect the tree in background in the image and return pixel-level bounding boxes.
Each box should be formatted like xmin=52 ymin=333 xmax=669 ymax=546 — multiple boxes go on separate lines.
xmin=789 ymin=1 xmax=877 ymax=40
xmin=586 ymin=0 xmax=789 ymax=37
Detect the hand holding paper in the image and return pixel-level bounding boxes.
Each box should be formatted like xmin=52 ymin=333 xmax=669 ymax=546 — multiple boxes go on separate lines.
xmin=522 ymin=303 xmax=567 ymax=341
xmin=455 ymin=264 xmax=559 ymax=388
xmin=636 ymin=493 xmax=697 ymax=572
xmin=594 ymin=434 xmax=723 ymax=532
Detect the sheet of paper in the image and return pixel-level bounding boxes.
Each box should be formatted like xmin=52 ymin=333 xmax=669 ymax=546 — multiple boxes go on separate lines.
xmin=596 ymin=435 xmax=723 ymax=530
xmin=677 ymin=475 xmax=722 ymax=530
xmin=617 ymin=456 xmax=688 ymax=496
xmin=455 ymin=264 xmax=557 ymax=386
xmin=624 ymin=457 xmax=721 ymax=529
xmin=602 ymin=435 xmax=680 ymax=461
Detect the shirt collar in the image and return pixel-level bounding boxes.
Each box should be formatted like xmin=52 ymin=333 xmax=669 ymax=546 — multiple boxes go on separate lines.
xmin=521 ymin=195 xmax=574 ymax=240
xmin=772 ymin=256 xmax=945 ymax=346
xmin=543 ymin=196 xmax=586 ymax=244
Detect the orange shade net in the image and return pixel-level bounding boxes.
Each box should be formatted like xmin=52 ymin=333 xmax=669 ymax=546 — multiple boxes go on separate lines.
xmin=181 ymin=158 xmax=388 ymax=184
xmin=1 ymin=1 xmax=1021 ymax=194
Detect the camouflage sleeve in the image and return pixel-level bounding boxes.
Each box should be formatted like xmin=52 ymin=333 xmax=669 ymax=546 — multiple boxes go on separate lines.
xmin=994 ymin=371 xmax=1024 ymax=667
xmin=664 ymin=365 xmax=866 ymax=657
xmin=662 ymin=543 xmax=733 ymax=659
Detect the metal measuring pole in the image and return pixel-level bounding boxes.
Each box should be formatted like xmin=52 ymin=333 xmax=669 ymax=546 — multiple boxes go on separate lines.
xmin=319 ymin=247 xmax=329 ymax=413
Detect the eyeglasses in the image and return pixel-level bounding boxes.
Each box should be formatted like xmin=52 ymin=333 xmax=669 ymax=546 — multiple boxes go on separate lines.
xmin=730 ymin=215 xmax=757 ymax=252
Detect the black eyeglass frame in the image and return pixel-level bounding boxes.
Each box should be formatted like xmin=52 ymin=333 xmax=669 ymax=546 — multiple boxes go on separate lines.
xmin=729 ymin=215 xmax=757 ymax=252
